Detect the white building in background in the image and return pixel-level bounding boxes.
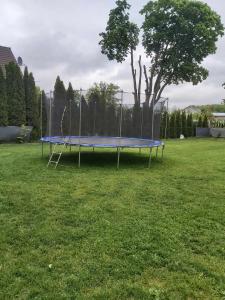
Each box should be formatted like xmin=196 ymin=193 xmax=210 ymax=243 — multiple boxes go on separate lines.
xmin=211 ymin=113 xmax=225 ymax=121
xmin=183 ymin=105 xmax=201 ymax=114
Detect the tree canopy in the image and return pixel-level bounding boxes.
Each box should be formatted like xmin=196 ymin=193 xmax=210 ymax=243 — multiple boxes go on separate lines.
xmin=0 ymin=67 xmax=8 ymax=126
xmin=5 ymin=62 xmax=26 ymax=126
xmin=99 ymin=0 xmax=224 ymax=106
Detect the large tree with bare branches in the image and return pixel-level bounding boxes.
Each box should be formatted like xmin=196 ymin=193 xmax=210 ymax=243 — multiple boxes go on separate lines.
xmin=99 ymin=0 xmax=224 ymax=107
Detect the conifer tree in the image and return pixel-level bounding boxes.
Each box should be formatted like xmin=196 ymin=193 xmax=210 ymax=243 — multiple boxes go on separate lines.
xmin=197 ymin=115 xmax=202 ymax=127
xmin=187 ymin=113 xmax=193 ymax=137
xmin=5 ymin=62 xmax=25 ymax=126
xmin=0 ymin=67 xmax=8 ymax=126
xmin=175 ymin=110 xmax=182 ymax=138
xmin=40 ymin=90 xmax=47 ymax=137
xmin=170 ymin=112 xmax=176 ymax=138
xmin=66 ymin=82 xmax=75 ymax=135
xmin=181 ymin=111 xmax=187 ymax=137
xmin=53 ymin=76 xmax=67 ymax=136
xmin=23 ymin=66 xmax=33 ymax=125
xmin=28 ymin=72 xmax=39 ymax=138
xmin=202 ymin=114 xmax=208 ymax=128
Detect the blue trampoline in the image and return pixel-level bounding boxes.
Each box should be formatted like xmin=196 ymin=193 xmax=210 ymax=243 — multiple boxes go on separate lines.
xmin=41 ymin=136 xmax=165 ymax=168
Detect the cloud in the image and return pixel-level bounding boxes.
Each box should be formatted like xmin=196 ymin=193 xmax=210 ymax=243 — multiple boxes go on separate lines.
xmin=0 ymin=0 xmax=225 ymax=108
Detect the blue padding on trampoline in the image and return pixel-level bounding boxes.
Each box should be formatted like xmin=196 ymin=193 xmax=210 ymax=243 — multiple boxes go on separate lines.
xmin=41 ymin=136 xmax=164 ymax=148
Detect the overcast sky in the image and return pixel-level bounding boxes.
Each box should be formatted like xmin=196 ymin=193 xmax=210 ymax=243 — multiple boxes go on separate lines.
xmin=1 ymin=0 xmax=225 ymax=108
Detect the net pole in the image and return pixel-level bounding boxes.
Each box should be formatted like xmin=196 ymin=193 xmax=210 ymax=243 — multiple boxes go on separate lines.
xmin=139 ymin=103 xmax=143 ymax=154
xmin=93 ymin=100 xmax=96 ymax=152
xmin=119 ymin=90 xmax=123 ymax=138
xmin=40 ymin=91 xmax=44 ymax=158
xmin=49 ymin=91 xmax=53 ymax=155
xmin=69 ymin=98 xmax=72 ymax=151
xmin=148 ymin=147 xmax=153 ymax=168
xmin=78 ymin=88 xmax=82 ymax=168
xmin=151 ymin=96 xmax=155 ymax=140
xmin=165 ymin=98 xmax=169 ymax=139
xmin=140 ymin=103 xmax=143 ymax=138
xmin=117 ymin=90 xmax=123 ymax=169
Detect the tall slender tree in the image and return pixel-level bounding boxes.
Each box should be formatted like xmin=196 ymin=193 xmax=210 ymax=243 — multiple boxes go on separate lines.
xmin=5 ymin=62 xmax=25 ymax=126
xmin=23 ymin=66 xmax=32 ymax=125
xmin=28 ymin=72 xmax=39 ymax=138
xmin=40 ymin=90 xmax=47 ymax=137
xmin=0 ymin=67 xmax=8 ymax=126
xmin=66 ymin=82 xmax=75 ymax=136
xmin=52 ymin=76 xmax=67 ymax=136
xmin=181 ymin=111 xmax=187 ymax=137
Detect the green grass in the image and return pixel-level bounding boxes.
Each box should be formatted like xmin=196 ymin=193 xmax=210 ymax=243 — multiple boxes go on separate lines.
xmin=1 ymin=139 xmax=225 ymax=299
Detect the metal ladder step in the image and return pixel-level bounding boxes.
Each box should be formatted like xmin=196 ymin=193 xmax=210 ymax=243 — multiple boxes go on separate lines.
xmin=47 ymin=143 xmax=66 ymax=168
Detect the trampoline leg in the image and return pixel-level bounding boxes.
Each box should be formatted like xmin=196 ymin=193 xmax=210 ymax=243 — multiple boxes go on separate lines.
xmin=78 ymin=145 xmax=81 ymax=168
xmin=156 ymin=147 xmax=159 ymax=160
xmin=117 ymin=147 xmax=121 ymax=170
xmin=148 ymin=147 xmax=153 ymax=168
xmin=49 ymin=143 xmax=53 ymax=156
xmin=161 ymin=145 xmax=165 ymax=160
xmin=41 ymin=142 xmax=44 ymax=158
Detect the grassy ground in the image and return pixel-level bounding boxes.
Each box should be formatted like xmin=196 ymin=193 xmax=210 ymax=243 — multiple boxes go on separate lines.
xmin=0 ymin=139 xmax=225 ymax=299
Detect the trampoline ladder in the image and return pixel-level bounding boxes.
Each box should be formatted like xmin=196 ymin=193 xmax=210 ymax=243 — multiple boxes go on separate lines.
xmin=47 ymin=143 xmax=66 ymax=168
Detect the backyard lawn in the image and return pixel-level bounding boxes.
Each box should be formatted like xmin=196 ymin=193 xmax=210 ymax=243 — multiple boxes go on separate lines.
xmin=0 ymin=139 xmax=225 ymax=299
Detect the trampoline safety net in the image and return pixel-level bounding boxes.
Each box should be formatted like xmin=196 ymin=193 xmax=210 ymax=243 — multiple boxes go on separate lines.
xmin=42 ymin=90 xmax=167 ymax=140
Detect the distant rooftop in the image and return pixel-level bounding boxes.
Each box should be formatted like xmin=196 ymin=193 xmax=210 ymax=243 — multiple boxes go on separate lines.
xmin=212 ymin=113 xmax=225 ymax=117
xmin=0 ymin=45 xmax=17 ymax=75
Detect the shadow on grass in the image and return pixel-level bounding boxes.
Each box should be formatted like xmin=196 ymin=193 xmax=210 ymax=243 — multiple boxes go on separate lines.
xmin=41 ymin=149 xmax=164 ymax=170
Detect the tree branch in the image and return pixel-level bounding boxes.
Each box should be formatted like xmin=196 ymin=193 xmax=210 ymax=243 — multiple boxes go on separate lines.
xmin=130 ymin=48 xmax=138 ymax=104
xmin=137 ymin=55 xmax=142 ymax=104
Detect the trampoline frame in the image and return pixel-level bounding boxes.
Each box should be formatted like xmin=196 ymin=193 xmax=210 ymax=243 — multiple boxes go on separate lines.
xmin=41 ymin=135 xmax=165 ymax=169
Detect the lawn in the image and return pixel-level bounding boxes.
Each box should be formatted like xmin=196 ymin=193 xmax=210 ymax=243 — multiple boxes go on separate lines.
xmin=0 ymin=139 xmax=225 ymax=299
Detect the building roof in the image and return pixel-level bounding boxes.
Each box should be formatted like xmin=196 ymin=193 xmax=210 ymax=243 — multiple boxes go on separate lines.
xmin=0 ymin=45 xmax=17 ymax=75
xmin=183 ymin=105 xmax=201 ymax=114
xmin=212 ymin=113 xmax=225 ymax=117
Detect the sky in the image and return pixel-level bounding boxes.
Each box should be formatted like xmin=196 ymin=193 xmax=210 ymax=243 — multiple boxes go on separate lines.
xmin=0 ymin=0 xmax=225 ymax=108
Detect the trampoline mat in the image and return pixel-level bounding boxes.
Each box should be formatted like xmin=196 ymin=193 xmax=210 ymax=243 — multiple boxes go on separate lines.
xmin=41 ymin=136 xmax=164 ymax=148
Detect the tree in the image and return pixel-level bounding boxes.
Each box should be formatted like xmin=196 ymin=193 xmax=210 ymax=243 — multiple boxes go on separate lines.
xmin=28 ymin=73 xmax=40 ymax=138
xmin=52 ymin=76 xmax=67 ymax=136
xmin=23 ymin=66 xmax=32 ymax=125
xmin=40 ymin=90 xmax=47 ymax=137
xmin=169 ymin=111 xmax=176 ymax=138
xmin=99 ymin=1 xmax=140 ymax=104
xmin=5 ymin=62 xmax=25 ymax=126
xmin=87 ymin=82 xmax=120 ymax=104
xmin=202 ymin=114 xmax=208 ymax=128
xmin=181 ymin=111 xmax=187 ymax=137
xmin=0 ymin=67 xmax=8 ymax=126
xmin=197 ymin=115 xmax=203 ymax=127
xmin=87 ymin=82 xmax=120 ymax=135
xmin=187 ymin=113 xmax=193 ymax=137
xmin=100 ymin=0 xmax=224 ymax=107
xmin=175 ymin=110 xmax=181 ymax=138
xmin=66 ymin=82 xmax=78 ymax=136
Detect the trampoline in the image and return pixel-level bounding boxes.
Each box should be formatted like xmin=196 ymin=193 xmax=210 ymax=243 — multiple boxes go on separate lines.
xmin=40 ymin=89 xmax=167 ymax=169
xmin=41 ymin=136 xmax=165 ymax=168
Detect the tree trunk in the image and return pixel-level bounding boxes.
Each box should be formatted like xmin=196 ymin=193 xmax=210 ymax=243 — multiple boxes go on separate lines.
xmin=130 ymin=49 xmax=138 ymax=104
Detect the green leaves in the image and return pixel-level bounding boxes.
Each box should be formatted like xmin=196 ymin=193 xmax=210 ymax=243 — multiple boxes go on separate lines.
xmin=99 ymin=0 xmax=139 ymax=63
xmin=100 ymin=0 xmax=224 ymax=105
xmin=140 ymin=0 xmax=224 ymax=86
xmin=0 ymin=67 xmax=8 ymax=126
xmin=5 ymin=62 xmax=26 ymax=126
